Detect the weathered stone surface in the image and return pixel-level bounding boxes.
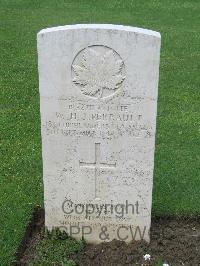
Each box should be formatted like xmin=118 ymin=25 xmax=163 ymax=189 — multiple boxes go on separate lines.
xmin=37 ymin=24 xmax=161 ymax=243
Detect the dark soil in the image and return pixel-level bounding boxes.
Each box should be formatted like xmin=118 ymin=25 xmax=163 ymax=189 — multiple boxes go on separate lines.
xmin=72 ymin=216 xmax=200 ymax=266
xmin=15 ymin=208 xmax=200 ymax=266
xmin=14 ymin=207 xmax=45 ymax=265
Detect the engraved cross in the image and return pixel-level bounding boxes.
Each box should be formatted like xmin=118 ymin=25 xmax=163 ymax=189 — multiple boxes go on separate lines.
xmin=79 ymin=143 xmax=116 ymax=199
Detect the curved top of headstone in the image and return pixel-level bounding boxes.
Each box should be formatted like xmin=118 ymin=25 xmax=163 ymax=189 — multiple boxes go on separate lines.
xmin=37 ymin=24 xmax=161 ymax=38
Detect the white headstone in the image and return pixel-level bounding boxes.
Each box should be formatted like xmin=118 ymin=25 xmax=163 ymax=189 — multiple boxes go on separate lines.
xmin=37 ymin=24 xmax=161 ymax=243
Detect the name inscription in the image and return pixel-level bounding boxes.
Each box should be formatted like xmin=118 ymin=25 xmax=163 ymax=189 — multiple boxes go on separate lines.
xmin=44 ymin=101 xmax=153 ymax=139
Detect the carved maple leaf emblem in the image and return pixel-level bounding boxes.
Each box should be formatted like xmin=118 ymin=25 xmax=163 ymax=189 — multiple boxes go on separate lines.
xmin=72 ymin=48 xmax=125 ymax=98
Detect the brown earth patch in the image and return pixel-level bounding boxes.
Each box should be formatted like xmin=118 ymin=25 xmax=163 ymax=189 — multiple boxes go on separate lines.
xmin=14 ymin=207 xmax=44 ymax=265
xmin=72 ymin=216 xmax=200 ymax=266
xmin=15 ymin=208 xmax=200 ymax=266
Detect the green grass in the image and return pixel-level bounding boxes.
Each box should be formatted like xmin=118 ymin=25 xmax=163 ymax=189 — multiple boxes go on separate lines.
xmin=0 ymin=0 xmax=200 ymax=265
xmin=28 ymin=230 xmax=84 ymax=266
